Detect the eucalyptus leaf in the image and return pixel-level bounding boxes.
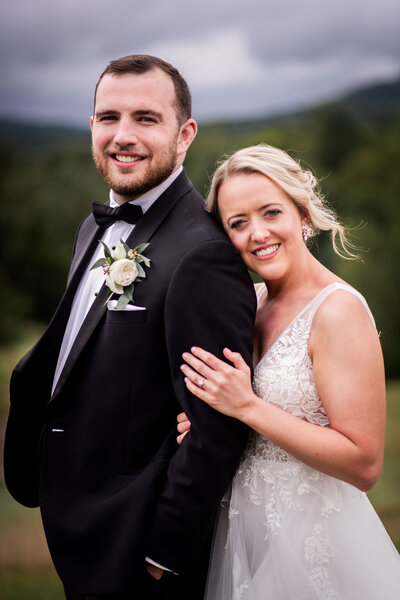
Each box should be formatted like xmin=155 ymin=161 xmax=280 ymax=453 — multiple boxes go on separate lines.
xmin=100 ymin=240 xmax=112 ymax=260
xmin=122 ymin=240 xmax=131 ymax=254
xmin=126 ymin=285 xmax=134 ymax=302
xmin=90 ymin=258 xmax=106 ymax=270
xmin=135 ymin=243 xmax=149 ymax=254
xmin=136 ymin=263 xmax=146 ymax=278
xmin=142 ymin=258 xmax=151 ymax=267
xmin=116 ymin=293 xmax=130 ymax=310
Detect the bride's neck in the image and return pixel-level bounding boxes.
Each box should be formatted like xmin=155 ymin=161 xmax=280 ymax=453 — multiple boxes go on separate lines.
xmin=264 ymin=253 xmax=324 ymax=301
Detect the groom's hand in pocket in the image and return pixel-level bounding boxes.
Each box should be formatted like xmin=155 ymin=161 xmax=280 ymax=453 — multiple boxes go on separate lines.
xmin=145 ymin=563 xmax=164 ymax=580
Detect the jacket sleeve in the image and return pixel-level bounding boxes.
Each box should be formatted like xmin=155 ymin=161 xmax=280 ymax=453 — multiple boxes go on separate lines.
xmin=146 ymin=239 xmax=257 ymax=573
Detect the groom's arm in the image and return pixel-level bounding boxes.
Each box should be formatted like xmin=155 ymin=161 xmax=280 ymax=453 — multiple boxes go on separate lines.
xmin=146 ymin=239 xmax=256 ymax=573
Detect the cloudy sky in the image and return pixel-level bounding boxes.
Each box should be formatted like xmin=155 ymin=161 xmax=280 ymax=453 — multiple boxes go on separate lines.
xmin=1 ymin=0 xmax=399 ymax=127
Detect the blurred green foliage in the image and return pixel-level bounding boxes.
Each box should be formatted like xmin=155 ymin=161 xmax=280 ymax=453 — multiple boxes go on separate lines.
xmin=0 ymin=568 xmax=64 ymax=600
xmin=0 ymin=80 xmax=399 ymax=374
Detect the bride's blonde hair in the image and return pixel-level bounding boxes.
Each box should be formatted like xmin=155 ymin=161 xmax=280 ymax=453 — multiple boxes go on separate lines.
xmin=206 ymin=144 xmax=357 ymax=259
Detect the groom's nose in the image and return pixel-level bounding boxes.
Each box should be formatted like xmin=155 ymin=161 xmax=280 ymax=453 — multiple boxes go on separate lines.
xmin=113 ymin=116 xmax=139 ymax=146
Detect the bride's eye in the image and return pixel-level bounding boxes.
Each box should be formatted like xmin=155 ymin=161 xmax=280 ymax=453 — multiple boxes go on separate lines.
xmin=264 ymin=209 xmax=281 ymax=217
xmin=230 ymin=219 xmax=246 ymax=230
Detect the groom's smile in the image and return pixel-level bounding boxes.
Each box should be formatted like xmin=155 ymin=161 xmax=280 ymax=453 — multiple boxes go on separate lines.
xmin=112 ymin=153 xmax=147 ymax=165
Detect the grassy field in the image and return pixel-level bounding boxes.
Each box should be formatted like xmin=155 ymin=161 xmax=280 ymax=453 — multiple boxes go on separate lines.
xmin=0 ymin=329 xmax=399 ymax=598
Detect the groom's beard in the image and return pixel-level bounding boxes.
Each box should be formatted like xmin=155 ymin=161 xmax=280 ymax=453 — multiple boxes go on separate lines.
xmin=92 ymin=140 xmax=179 ymax=201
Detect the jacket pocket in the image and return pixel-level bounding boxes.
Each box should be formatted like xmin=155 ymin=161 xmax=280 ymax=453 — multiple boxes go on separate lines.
xmin=106 ymin=308 xmax=148 ymax=325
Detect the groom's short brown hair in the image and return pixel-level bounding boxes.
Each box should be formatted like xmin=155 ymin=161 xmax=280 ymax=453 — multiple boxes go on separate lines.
xmin=94 ymin=54 xmax=192 ymax=126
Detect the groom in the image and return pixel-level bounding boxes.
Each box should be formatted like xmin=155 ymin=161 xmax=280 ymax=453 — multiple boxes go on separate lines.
xmin=3 ymin=55 xmax=256 ymax=599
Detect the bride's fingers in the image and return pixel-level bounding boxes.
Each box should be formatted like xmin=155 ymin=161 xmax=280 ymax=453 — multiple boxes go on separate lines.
xmin=181 ymin=365 xmax=215 ymax=391
xmin=190 ymin=346 xmax=228 ymax=371
xmin=223 ymin=348 xmax=250 ymax=373
xmin=181 ymin=352 xmax=215 ymax=379
xmin=177 ymin=430 xmax=189 ymax=445
xmin=181 ymin=352 xmax=215 ymax=381
xmin=180 ymin=363 xmax=197 ymax=381
xmin=177 ymin=420 xmax=190 ymax=434
xmin=184 ymin=376 xmax=214 ymax=404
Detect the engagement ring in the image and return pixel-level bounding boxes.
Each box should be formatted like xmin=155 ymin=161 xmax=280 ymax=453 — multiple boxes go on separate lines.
xmin=197 ymin=378 xmax=205 ymax=388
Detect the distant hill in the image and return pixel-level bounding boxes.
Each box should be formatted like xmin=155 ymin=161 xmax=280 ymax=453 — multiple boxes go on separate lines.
xmin=342 ymin=77 xmax=400 ymax=117
xmin=0 ymin=119 xmax=89 ymax=148
xmin=0 ymin=75 xmax=399 ymax=147
xmin=201 ymin=75 xmax=400 ymax=135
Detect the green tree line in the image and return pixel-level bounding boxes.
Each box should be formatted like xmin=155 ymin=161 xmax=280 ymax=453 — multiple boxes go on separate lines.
xmin=0 ymin=100 xmax=399 ymax=374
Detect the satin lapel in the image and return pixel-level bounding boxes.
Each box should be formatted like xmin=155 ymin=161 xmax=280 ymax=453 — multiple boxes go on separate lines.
xmin=49 ymin=171 xmax=193 ymax=404
xmin=43 ymin=216 xmax=104 ymax=349
xmin=67 ymin=216 xmax=104 ymax=285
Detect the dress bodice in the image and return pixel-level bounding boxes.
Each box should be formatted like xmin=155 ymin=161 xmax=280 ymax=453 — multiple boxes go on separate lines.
xmin=244 ymin=282 xmax=375 ymax=465
xmin=206 ymin=284 xmax=400 ymax=600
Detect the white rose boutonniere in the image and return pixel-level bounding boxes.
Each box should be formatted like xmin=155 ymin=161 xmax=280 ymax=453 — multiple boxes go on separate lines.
xmin=91 ymin=240 xmax=151 ymax=310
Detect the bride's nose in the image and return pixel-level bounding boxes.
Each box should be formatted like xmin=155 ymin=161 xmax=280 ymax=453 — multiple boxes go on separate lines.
xmin=250 ymin=220 xmax=270 ymax=243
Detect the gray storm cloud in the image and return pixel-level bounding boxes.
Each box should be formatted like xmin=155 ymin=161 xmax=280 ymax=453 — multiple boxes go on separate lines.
xmin=1 ymin=0 xmax=399 ymax=125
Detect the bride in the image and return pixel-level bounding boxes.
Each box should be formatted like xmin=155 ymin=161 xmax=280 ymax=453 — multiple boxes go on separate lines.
xmin=177 ymin=144 xmax=400 ymax=599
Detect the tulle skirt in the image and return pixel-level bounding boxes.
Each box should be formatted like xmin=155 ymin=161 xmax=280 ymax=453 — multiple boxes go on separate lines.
xmin=205 ymin=458 xmax=400 ymax=599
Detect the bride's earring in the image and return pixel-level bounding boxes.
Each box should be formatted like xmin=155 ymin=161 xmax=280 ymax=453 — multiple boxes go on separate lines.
xmin=301 ymin=223 xmax=313 ymax=242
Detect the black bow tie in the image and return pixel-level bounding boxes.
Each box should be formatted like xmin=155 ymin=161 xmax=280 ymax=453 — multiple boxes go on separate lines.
xmin=92 ymin=201 xmax=143 ymax=228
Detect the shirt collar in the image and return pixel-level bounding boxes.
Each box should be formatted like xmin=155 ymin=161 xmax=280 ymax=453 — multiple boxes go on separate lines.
xmin=109 ymin=166 xmax=183 ymax=213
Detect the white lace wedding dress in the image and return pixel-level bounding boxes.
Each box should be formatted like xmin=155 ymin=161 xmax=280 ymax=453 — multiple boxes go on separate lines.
xmin=205 ymin=283 xmax=400 ymax=599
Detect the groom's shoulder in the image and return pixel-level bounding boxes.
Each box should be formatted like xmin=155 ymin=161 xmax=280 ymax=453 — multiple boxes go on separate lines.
xmin=173 ymin=185 xmax=228 ymax=244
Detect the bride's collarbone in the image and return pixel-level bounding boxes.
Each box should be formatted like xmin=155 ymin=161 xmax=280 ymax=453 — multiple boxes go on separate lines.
xmin=255 ymin=292 xmax=318 ymax=356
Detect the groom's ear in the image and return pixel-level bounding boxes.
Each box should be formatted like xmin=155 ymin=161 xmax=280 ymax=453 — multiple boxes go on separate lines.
xmin=177 ymin=119 xmax=197 ymax=155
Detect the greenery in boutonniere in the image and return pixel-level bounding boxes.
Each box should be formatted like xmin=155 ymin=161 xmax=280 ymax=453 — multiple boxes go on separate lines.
xmin=91 ymin=240 xmax=151 ymax=310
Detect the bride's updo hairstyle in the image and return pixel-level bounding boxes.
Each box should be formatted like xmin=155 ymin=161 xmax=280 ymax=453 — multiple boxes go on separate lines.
xmin=206 ymin=144 xmax=357 ymax=259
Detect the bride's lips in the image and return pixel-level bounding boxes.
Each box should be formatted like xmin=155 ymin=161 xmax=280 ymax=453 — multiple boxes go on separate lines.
xmin=252 ymin=243 xmax=281 ymax=259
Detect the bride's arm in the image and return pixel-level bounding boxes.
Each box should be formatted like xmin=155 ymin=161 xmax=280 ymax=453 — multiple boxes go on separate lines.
xmin=181 ymin=291 xmax=385 ymax=491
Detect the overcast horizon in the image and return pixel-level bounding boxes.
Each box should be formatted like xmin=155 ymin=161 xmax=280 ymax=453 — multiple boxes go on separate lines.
xmin=1 ymin=0 xmax=399 ymax=127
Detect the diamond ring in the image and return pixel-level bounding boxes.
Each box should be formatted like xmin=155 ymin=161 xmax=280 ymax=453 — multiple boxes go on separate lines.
xmin=197 ymin=377 xmax=205 ymax=388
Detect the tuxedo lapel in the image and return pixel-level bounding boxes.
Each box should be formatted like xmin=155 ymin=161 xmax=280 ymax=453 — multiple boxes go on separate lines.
xmin=67 ymin=216 xmax=104 ymax=285
xmin=49 ymin=171 xmax=193 ymax=405
xmin=38 ymin=217 xmax=104 ymax=359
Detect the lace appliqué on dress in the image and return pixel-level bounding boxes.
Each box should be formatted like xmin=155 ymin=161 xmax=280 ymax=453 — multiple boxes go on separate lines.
xmin=226 ymin=289 xmax=344 ymax=597
xmin=207 ymin=286 xmax=400 ymax=600
xmin=305 ymin=523 xmax=339 ymax=599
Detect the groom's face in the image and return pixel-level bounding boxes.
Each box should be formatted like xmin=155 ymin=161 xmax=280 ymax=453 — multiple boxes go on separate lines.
xmin=91 ymin=69 xmax=185 ymax=203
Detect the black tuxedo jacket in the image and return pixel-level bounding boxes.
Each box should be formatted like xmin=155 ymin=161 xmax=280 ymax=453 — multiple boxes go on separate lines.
xmin=4 ymin=171 xmax=256 ymax=595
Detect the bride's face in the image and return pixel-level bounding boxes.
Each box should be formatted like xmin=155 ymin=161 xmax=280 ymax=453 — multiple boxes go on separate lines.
xmin=217 ymin=172 xmax=308 ymax=282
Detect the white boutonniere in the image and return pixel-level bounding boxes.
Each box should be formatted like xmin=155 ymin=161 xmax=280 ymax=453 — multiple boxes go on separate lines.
xmin=91 ymin=240 xmax=151 ymax=310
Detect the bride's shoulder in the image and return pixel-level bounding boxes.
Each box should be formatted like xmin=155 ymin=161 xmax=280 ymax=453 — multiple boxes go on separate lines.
xmin=311 ymin=284 xmax=376 ymax=342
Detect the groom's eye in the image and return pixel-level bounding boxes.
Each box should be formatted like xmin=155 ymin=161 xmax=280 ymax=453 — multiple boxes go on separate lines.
xmin=97 ymin=114 xmax=118 ymax=122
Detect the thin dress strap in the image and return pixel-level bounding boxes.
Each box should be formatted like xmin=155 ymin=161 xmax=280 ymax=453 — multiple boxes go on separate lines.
xmin=307 ymin=282 xmax=376 ymax=330
xmin=256 ymin=283 xmax=267 ymax=303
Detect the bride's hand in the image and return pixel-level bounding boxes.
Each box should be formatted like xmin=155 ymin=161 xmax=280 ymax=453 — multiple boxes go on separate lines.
xmin=177 ymin=412 xmax=191 ymax=444
xmin=181 ymin=346 xmax=256 ymax=420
